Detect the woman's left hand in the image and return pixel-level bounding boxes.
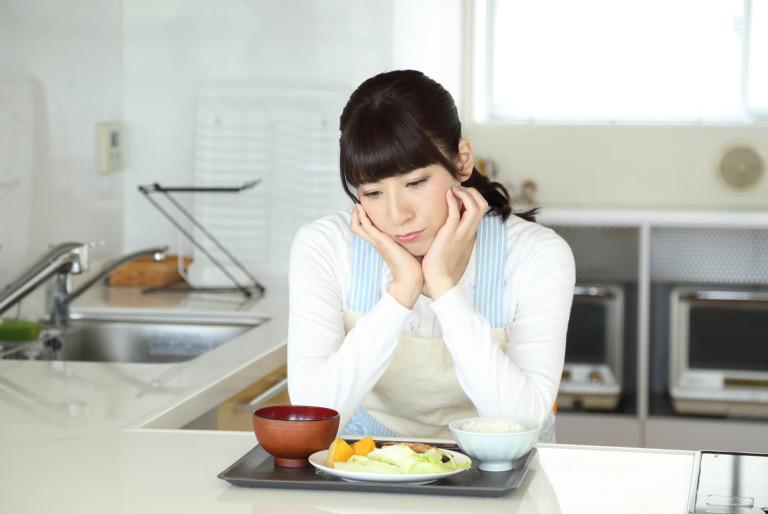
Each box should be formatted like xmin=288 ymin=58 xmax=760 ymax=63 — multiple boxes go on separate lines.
xmin=421 ymin=186 xmax=488 ymax=299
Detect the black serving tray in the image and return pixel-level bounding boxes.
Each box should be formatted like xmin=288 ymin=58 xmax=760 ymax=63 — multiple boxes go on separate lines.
xmin=217 ymin=442 xmax=536 ymax=498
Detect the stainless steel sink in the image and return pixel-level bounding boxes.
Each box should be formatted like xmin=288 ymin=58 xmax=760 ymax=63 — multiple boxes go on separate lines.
xmin=0 ymin=312 xmax=265 ymax=364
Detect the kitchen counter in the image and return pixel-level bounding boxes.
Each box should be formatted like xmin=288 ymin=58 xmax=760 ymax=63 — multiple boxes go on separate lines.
xmin=0 ymin=285 xmax=696 ymax=513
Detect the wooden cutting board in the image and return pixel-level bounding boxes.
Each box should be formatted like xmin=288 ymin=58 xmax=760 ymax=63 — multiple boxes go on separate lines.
xmin=108 ymin=255 xmax=192 ymax=287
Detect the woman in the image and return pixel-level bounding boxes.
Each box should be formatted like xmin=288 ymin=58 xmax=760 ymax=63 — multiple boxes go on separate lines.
xmin=287 ymin=70 xmax=575 ymax=442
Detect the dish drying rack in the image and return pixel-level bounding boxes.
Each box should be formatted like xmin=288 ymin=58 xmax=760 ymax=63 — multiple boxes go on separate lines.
xmin=138 ymin=180 xmax=265 ymax=299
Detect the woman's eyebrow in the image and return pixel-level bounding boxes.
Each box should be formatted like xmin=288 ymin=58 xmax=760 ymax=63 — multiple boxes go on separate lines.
xmin=357 ymin=183 xmax=380 ymax=193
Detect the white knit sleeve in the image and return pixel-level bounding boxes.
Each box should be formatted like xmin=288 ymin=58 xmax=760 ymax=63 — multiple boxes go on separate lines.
xmin=286 ymin=217 xmax=411 ymax=427
xmin=431 ymin=223 xmax=575 ymax=425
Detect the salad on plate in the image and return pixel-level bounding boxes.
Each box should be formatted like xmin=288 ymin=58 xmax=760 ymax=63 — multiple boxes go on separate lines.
xmin=309 ymin=437 xmax=471 ymax=484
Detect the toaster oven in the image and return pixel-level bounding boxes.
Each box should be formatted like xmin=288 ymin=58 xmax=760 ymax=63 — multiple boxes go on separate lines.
xmin=669 ymin=286 xmax=768 ymax=417
xmin=558 ymin=284 xmax=624 ymax=410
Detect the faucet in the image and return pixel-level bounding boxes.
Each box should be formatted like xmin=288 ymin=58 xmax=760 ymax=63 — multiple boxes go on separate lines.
xmin=49 ymin=245 xmax=168 ymax=326
xmin=0 ymin=243 xmax=168 ymax=327
xmin=0 ymin=242 xmax=92 ymax=319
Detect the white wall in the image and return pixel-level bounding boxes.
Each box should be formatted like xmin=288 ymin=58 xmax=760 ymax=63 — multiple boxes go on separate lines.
xmin=0 ymin=0 xmax=124 ymax=284
xmin=122 ymin=0 xmax=396 ymax=256
xmin=3 ymin=0 xmax=768 ymax=292
xmin=466 ymin=124 xmax=768 ymax=210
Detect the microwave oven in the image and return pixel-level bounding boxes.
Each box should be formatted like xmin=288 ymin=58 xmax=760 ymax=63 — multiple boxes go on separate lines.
xmin=558 ymin=284 xmax=624 ymax=410
xmin=669 ymin=286 xmax=768 ymax=417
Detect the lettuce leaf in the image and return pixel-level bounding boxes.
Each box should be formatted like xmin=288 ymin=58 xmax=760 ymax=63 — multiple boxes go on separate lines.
xmin=331 ymin=444 xmax=470 ymax=475
xmin=333 ymin=455 xmax=404 ymax=474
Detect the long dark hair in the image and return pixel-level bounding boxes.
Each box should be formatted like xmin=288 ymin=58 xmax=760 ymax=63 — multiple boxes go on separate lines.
xmin=339 ymin=69 xmax=536 ymax=222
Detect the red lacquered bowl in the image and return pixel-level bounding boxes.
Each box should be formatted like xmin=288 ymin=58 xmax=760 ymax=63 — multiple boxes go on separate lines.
xmin=252 ymin=405 xmax=340 ymax=468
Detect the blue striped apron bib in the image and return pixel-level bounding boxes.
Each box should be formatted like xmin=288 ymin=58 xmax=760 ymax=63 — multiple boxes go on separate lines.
xmin=341 ymin=214 xmax=556 ymax=442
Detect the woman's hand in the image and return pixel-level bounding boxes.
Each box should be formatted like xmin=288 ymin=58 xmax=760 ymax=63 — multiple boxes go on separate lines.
xmin=351 ymin=204 xmax=423 ymax=309
xmin=421 ymin=186 xmax=487 ymax=300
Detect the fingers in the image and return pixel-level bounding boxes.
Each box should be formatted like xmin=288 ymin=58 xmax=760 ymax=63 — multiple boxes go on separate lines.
xmin=356 ymin=203 xmax=376 ymax=233
xmin=352 ymin=204 xmax=407 ymax=256
xmin=451 ymin=186 xmax=487 ymax=218
xmin=350 ymin=204 xmax=378 ymax=245
xmin=450 ymin=186 xmax=487 ymax=238
xmin=444 ymin=188 xmax=460 ymax=225
xmin=351 ymin=205 xmax=424 ymax=307
xmin=349 ymin=204 xmax=367 ymax=240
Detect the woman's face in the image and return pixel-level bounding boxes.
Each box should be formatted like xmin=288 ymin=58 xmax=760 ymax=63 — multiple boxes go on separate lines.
xmin=357 ymin=164 xmax=459 ymax=257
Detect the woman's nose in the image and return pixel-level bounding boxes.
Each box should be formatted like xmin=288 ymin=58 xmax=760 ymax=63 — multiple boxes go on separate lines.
xmin=387 ymin=194 xmax=413 ymax=224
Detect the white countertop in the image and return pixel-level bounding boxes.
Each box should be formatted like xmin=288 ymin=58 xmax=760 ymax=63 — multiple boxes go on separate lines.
xmin=0 ymin=285 xmax=696 ymax=513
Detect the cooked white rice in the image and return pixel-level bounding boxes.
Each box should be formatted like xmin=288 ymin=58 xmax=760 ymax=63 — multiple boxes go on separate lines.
xmin=461 ymin=418 xmax=527 ymax=433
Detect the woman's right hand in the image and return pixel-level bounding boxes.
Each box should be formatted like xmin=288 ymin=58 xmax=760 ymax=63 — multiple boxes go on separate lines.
xmin=351 ymin=204 xmax=423 ymax=309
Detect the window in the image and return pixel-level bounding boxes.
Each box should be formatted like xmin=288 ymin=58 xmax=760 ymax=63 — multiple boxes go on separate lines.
xmin=476 ymin=0 xmax=768 ymax=124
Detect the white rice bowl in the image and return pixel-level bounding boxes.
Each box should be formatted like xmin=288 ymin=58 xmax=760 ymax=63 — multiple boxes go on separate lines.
xmin=449 ymin=417 xmax=541 ymax=472
xmin=460 ymin=418 xmax=528 ymax=433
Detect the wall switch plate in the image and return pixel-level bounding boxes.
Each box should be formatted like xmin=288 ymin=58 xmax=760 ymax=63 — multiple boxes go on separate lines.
xmin=96 ymin=122 xmax=123 ymax=173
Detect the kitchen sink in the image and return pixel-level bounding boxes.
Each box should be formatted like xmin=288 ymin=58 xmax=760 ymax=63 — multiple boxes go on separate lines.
xmin=0 ymin=311 xmax=266 ymax=364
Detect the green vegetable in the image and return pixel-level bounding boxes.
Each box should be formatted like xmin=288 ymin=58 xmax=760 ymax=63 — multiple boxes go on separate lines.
xmin=334 ymin=456 xmax=403 ymax=474
xmin=332 ymin=444 xmax=471 ymax=475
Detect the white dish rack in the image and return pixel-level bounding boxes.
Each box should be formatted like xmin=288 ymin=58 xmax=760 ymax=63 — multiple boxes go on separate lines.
xmin=188 ymin=79 xmax=353 ymax=284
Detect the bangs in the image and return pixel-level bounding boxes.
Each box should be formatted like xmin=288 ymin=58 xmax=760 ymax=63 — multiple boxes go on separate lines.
xmin=340 ymin=105 xmax=455 ymax=193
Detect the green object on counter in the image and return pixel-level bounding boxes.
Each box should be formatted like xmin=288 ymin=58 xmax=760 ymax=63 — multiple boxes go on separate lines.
xmin=0 ymin=319 xmax=42 ymax=341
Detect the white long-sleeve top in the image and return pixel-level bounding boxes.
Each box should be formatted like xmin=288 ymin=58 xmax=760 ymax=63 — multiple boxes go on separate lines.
xmin=287 ymin=209 xmax=576 ymax=428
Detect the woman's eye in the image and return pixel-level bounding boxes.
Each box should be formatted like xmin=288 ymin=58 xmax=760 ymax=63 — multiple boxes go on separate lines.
xmin=407 ymin=179 xmax=427 ymax=188
xmin=361 ymin=191 xmax=381 ymax=198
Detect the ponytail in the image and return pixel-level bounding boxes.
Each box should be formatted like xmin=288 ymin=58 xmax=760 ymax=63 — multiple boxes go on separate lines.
xmin=463 ymin=168 xmax=538 ymax=222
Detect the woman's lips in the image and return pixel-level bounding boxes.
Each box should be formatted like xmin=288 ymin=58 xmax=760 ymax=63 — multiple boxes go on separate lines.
xmin=394 ymin=230 xmax=424 ymax=244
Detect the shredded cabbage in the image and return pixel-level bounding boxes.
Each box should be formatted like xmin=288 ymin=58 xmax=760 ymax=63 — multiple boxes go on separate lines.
xmin=332 ymin=444 xmax=470 ymax=475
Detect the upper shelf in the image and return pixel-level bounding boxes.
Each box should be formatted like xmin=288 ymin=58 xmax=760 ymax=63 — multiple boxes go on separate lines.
xmin=537 ymin=206 xmax=768 ymax=227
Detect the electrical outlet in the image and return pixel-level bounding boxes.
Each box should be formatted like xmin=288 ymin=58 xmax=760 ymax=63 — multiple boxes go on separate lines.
xmin=96 ymin=122 xmax=123 ymax=173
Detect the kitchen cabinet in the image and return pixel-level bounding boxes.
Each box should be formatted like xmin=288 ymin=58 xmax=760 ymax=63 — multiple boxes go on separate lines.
xmin=217 ymin=364 xmax=290 ymax=431
xmin=540 ymin=207 xmax=768 ymax=451
xmin=182 ymin=364 xmax=289 ymax=431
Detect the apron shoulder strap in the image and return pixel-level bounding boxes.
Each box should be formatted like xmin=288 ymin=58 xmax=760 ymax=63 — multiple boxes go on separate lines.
xmin=348 ymin=235 xmax=383 ymax=313
xmin=475 ymin=214 xmax=507 ymax=329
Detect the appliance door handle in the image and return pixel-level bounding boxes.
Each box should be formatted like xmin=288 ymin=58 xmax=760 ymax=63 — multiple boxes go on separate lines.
xmin=683 ymin=291 xmax=768 ymax=302
xmin=573 ymin=286 xmax=615 ymax=298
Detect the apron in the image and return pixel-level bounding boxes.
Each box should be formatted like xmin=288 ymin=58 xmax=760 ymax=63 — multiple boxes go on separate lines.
xmin=340 ymin=214 xmax=557 ymax=442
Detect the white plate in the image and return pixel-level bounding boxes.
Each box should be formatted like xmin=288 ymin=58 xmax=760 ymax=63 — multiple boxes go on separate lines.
xmin=308 ymin=449 xmax=471 ymax=485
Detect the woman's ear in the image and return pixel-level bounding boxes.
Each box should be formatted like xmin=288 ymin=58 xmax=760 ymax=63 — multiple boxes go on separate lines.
xmin=457 ymin=139 xmax=474 ymax=182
